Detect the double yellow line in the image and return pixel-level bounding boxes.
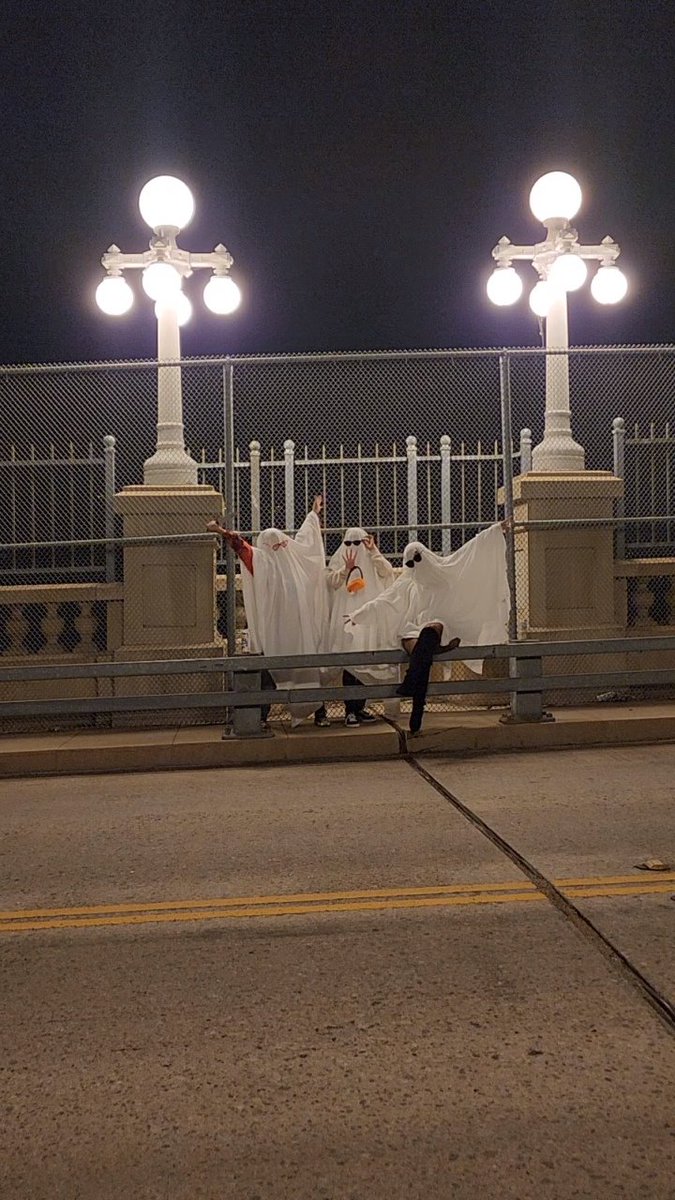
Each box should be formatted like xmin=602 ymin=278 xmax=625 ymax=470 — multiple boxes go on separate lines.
xmin=1 ymin=873 xmax=673 ymax=934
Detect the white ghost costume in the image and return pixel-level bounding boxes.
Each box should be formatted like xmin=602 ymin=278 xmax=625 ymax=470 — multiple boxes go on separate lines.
xmin=240 ymin=510 xmax=328 ymax=717
xmin=349 ymin=524 xmax=510 ymax=674
xmin=326 ymin=528 xmax=395 ymax=684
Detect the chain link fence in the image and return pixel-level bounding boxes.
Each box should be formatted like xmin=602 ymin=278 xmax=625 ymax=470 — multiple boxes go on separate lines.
xmin=0 ymin=345 xmax=673 ymax=725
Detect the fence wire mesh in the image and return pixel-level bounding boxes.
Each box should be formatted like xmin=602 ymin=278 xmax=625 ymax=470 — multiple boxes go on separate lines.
xmin=0 ymin=345 xmax=674 ymax=726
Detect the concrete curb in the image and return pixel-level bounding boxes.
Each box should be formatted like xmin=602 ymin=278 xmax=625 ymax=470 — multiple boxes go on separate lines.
xmin=0 ymin=703 xmax=673 ymax=778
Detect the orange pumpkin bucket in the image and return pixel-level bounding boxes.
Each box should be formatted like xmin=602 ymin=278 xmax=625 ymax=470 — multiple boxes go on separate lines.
xmin=346 ymin=566 xmax=366 ymax=594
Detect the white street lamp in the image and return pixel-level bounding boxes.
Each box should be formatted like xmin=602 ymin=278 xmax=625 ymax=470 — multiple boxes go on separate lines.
xmin=529 ymin=280 xmax=553 ymax=318
xmin=549 ymin=252 xmax=588 ymax=292
xmin=141 ymin=261 xmax=182 ymax=301
xmin=203 ymin=274 xmax=242 ymax=315
xmin=487 ymin=170 xmax=628 ymax=472
xmin=486 ymin=266 xmax=523 ymax=307
xmin=155 ymin=292 xmax=193 ymax=327
xmin=138 ymin=175 xmax=195 ymax=233
xmin=95 ymin=274 xmax=134 ymax=316
xmin=95 ymin=175 xmax=242 ymax=487
xmin=591 ymin=265 xmax=629 ymax=305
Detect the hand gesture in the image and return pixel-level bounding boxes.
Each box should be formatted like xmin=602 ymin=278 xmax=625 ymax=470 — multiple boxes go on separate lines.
xmin=312 ymin=494 xmax=324 ymax=515
xmin=363 ymin=534 xmax=376 ymax=552
xmin=206 ymin=520 xmax=222 ymax=534
xmin=343 ymin=547 xmax=358 ymax=573
xmin=500 ymin=516 xmax=514 ymax=535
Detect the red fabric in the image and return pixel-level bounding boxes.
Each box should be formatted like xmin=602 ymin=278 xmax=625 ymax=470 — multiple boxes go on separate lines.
xmin=223 ymin=531 xmax=254 ymax=575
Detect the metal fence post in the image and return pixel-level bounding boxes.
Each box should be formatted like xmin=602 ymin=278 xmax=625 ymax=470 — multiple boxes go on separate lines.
xmin=284 ymin=439 xmax=295 ymax=531
xmin=103 ymin=435 xmax=116 ymax=583
xmin=406 ymin=435 xmax=418 ymax=542
xmin=223 ymin=361 xmax=237 ymax=659
xmin=613 ymin=416 xmax=626 ymax=559
xmin=249 ymin=440 xmax=261 ymax=535
xmin=499 ymin=356 xmax=518 ymax=644
xmin=440 ymin=434 xmax=451 ymax=554
xmin=519 ymin=427 xmax=532 ymax=475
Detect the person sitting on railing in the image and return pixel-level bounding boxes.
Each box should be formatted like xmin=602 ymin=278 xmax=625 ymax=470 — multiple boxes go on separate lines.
xmin=207 ymin=495 xmax=331 ymax=728
xmin=345 ymin=521 xmax=511 ymax=734
xmin=326 ymin=527 xmax=395 ymax=726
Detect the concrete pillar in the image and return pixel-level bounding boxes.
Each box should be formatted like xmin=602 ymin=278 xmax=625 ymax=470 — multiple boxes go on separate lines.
xmin=114 ymin=485 xmax=223 ymax=649
xmin=510 ymin=471 xmax=625 ymax=700
xmin=511 ymin=472 xmax=622 ymax=634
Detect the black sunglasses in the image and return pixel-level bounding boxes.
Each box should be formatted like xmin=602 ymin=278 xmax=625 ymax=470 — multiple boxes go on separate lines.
xmin=344 ymin=539 xmax=363 ymax=546
xmin=405 ymin=552 xmax=422 ymax=568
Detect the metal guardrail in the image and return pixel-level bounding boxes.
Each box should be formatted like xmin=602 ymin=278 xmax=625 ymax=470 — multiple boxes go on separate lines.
xmin=1 ymin=636 xmax=674 ymax=732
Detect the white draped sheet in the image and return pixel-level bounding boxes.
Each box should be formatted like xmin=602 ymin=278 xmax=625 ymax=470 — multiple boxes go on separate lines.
xmin=240 ymin=511 xmax=329 ymax=716
xmin=349 ymin=524 xmax=510 ymax=675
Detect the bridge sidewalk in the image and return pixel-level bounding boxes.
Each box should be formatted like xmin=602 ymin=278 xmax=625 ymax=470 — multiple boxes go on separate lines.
xmin=0 ymin=702 xmax=673 ymax=778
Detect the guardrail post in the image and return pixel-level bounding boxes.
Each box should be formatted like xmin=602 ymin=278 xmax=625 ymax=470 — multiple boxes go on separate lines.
xmin=501 ymin=652 xmax=553 ymax=723
xmin=229 ymin=668 xmax=271 ymax=738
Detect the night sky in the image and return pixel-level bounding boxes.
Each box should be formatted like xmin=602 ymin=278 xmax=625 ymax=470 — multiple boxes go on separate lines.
xmin=1 ymin=0 xmax=673 ymax=365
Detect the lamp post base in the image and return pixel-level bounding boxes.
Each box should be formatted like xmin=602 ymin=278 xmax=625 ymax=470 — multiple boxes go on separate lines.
xmin=143 ymin=447 xmax=199 ymax=488
xmin=531 ymin=439 xmax=585 ymax=473
xmin=531 ymin=427 xmax=585 ymax=473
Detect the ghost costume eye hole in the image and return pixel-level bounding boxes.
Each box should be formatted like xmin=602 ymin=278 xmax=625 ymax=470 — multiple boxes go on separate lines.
xmin=344 ymin=540 xmax=362 ymax=547
xmin=405 ymin=551 xmax=422 ymax=567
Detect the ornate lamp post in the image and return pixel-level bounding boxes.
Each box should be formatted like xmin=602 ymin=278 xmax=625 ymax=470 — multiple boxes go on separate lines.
xmin=95 ymin=175 xmax=241 ymax=486
xmin=487 ymin=171 xmax=627 ymax=472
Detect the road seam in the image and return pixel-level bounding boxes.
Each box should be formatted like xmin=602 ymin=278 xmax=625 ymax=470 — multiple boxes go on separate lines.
xmin=407 ymin=754 xmax=675 ymax=1036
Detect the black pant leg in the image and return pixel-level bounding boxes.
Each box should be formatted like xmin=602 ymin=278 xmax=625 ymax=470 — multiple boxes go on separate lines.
xmin=260 ymin=669 xmax=276 ymax=721
xmin=403 ymin=626 xmax=442 ymax=733
xmin=343 ymin=669 xmax=365 ymax=716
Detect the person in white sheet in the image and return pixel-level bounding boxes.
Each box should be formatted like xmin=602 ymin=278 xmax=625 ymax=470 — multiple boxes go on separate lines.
xmin=326 ymin=527 xmax=395 ymax=726
xmin=345 ymin=522 xmax=511 ymax=734
xmin=207 ymin=495 xmax=330 ymax=726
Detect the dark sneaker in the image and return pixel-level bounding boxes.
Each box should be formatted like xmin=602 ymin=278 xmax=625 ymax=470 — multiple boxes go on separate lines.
xmin=357 ymin=710 xmax=377 ymax=723
xmin=314 ymin=713 xmax=331 ymax=728
xmin=344 ymin=713 xmax=360 ymax=727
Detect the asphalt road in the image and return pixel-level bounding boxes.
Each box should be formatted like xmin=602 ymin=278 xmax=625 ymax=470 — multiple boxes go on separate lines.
xmin=1 ymin=746 xmax=673 ymax=1200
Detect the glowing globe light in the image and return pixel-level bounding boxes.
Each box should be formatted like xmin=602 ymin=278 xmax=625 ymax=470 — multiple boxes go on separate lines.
xmin=549 ymin=253 xmax=588 ymax=292
xmin=154 ymin=292 xmax=193 ymax=327
xmin=203 ymin=274 xmax=242 ymax=315
xmin=529 ymin=280 xmax=553 ymax=317
xmin=142 ymin=262 xmax=182 ymax=301
xmin=486 ymin=267 xmax=522 ymax=307
xmin=590 ymin=265 xmax=628 ymax=305
xmin=95 ymin=275 xmax=134 ymax=315
xmin=138 ymin=176 xmax=195 ymax=232
xmin=529 ymin=172 xmax=582 ymax=224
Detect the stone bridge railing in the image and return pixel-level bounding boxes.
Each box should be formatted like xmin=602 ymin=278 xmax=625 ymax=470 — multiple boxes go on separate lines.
xmin=614 ymin=559 xmax=675 ymax=629
xmin=0 ymin=584 xmax=124 ymax=658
